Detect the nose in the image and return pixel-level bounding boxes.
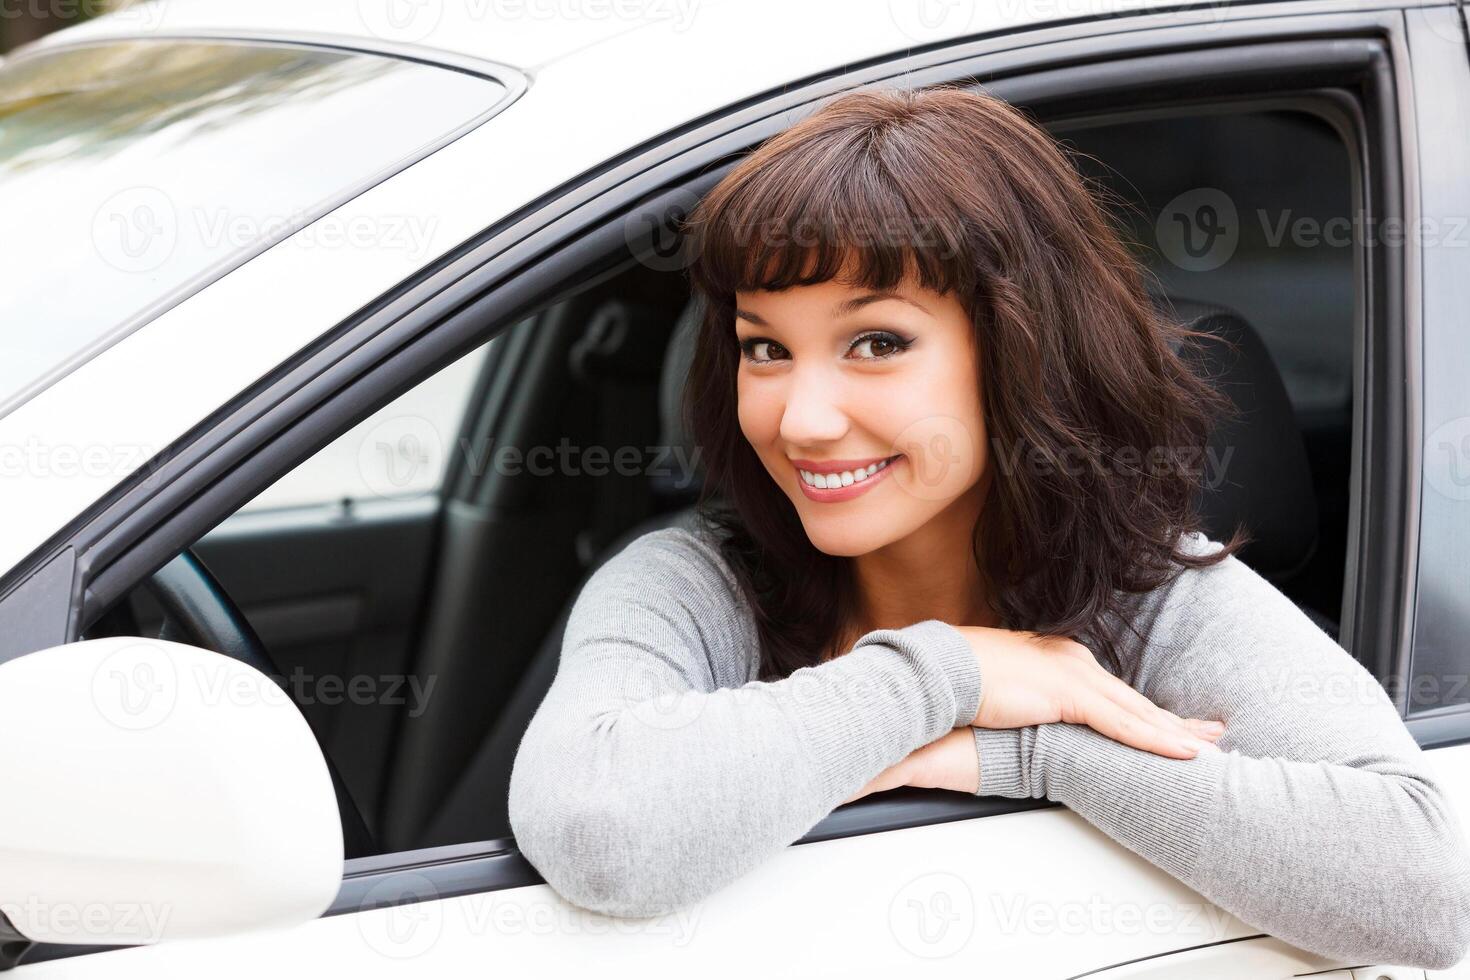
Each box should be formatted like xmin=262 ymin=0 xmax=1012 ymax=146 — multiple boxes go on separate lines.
xmin=777 ymin=365 xmax=850 ymax=448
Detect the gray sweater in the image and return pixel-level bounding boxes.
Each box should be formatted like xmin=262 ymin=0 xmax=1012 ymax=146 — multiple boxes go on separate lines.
xmin=506 ymin=510 xmax=1470 ymax=969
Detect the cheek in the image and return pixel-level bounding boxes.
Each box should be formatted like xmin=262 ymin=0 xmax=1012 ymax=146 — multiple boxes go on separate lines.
xmin=736 ymin=376 xmax=780 ymax=443
xmin=885 ymin=361 xmax=987 ymax=502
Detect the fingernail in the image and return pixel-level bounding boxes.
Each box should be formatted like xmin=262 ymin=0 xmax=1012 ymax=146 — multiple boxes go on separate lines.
xmin=1203 ymin=720 xmax=1225 ymax=733
xmin=1179 ymin=739 xmax=1202 ymax=755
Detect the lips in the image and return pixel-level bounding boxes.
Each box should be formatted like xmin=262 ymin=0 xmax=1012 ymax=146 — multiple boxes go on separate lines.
xmin=792 ymin=454 xmax=903 ymax=503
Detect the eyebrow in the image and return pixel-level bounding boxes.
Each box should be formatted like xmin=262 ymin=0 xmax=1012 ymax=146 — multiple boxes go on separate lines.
xmin=734 ymin=292 xmax=930 ymax=327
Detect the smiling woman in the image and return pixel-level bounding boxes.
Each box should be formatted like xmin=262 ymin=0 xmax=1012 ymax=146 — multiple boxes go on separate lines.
xmin=506 ymin=83 xmax=1470 ymax=970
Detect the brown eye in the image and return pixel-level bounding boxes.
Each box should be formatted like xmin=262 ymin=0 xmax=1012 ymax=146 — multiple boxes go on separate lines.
xmin=848 ymin=331 xmax=913 ymax=360
xmin=739 ymin=338 xmax=789 ymax=363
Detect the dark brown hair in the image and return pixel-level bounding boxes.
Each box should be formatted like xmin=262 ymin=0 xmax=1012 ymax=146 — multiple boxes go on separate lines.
xmin=679 ymin=83 xmax=1249 ymax=681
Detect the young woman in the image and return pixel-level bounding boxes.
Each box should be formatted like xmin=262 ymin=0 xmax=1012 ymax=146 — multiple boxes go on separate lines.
xmin=507 ymin=84 xmax=1470 ymax=970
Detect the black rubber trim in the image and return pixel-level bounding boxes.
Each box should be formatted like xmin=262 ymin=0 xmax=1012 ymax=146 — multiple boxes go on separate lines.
xmin=0 ymin=546 xmax=72 ymax=666
xmin=1407 ymin=711 xmax=1470 ymax=752
xmin=0 ymin=913 xmax=32 ymax=972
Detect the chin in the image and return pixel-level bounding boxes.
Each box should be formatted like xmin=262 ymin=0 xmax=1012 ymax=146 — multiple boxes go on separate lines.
xmin=796 ymin=514 xmax=904 ymax=559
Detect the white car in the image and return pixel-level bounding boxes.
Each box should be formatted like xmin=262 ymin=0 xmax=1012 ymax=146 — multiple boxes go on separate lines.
xmin=3 ymin=0 xmax=1470 ymax=976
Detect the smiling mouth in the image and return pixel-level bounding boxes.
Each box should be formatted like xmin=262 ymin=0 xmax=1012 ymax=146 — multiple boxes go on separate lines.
xmin=793 ymin=454 xmax=903 ymax=501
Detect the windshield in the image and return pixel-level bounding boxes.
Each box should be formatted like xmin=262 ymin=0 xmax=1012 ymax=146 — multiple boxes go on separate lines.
xmin=0 ymin=39 xmax=509 ymax=418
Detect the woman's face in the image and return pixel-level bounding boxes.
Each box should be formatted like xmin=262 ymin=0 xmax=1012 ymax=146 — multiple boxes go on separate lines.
xmin=734 ymin=272 xmax=989 ymax=557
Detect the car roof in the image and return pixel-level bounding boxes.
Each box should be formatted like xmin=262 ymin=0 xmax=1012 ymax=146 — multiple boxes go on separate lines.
xmin=24 ymin=0 xmax=1241 ymax=75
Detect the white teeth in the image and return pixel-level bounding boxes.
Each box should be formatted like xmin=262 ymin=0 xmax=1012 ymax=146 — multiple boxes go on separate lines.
xmin=798 ymin=457 xmax=892 ymax=489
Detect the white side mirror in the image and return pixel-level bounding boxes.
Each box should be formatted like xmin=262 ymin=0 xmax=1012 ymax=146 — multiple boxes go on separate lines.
xmin=0 ymin=636 xmax=343 ymax=947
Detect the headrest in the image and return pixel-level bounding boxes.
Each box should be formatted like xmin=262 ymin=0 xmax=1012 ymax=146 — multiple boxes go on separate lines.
xmin=1153 ymin=292 xmax=1319 ymax=580
xmin=654 ymin=294 xmax=706 ymax=503
xmin=655 ymin=291 xmax=1320 ymax=580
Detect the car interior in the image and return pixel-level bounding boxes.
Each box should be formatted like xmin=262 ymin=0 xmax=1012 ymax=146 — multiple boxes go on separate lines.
xmin=81 ymin=102 xmax=1359 ymax=859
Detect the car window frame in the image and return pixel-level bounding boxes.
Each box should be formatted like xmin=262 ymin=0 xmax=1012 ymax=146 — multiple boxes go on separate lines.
xmin=1397 ymin=5 xmax=1470 ymax=727
xmin=0 ymin=3 xmax=1435 ymax=959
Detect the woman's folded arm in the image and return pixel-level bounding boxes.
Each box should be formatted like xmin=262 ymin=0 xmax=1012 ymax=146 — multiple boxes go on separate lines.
xmin=971 ymin=543 xmax=1470 ymax=970
xmin=507 ymin=526 xmax=982 ymax=917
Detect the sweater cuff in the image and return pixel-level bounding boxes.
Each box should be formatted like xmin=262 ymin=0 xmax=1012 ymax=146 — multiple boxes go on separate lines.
xmin=972 ymin=726 xmax=1027 ymax=796
xmin=853 ymin=619 xmax=981 ymax=730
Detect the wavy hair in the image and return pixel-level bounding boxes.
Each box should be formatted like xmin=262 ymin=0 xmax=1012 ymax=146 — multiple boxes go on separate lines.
xmin=679 ymin=83 xmax=1249 ymax=680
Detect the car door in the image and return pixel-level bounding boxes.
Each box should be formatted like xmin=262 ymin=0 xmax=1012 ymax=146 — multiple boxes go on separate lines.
xmin=6 ymin=3 xmax=1469 ymax=977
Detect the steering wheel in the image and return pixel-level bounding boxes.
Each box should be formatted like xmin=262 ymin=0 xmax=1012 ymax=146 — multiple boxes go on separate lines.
xmin=144 ymin=549 xmax=377 ymax=860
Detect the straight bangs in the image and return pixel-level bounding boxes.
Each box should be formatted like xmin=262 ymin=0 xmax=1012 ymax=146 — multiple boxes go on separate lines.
xmin=686 ymin=127 xmax=978 ymax=304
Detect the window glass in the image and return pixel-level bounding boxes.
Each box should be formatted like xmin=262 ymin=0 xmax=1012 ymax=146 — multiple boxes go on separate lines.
xmin=0 ymin=39 xmax=506 ymax=414
xmin=237 ymin=339 xmax=494 ymax=514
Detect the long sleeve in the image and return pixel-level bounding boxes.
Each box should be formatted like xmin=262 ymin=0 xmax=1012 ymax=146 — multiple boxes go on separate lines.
xmin=506 ymin=524 xmax=982 ymax=918
xmin=970 ymin=532 xmax=1470 ymax=971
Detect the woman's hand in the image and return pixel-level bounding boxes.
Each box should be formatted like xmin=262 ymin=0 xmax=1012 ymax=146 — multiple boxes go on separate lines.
xmin=841 ymin=727 xmax=981 ymax=803
xmin=957 ymin=626 xmax=1225 ymax=760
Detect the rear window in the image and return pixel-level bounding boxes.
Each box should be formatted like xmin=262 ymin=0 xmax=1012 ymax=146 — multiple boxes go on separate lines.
xmin=0 ymin=39 xmax=511 ymax=417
